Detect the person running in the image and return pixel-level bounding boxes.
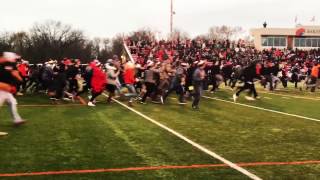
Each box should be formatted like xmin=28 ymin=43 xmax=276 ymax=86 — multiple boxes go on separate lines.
xmin=50 ymin=63 xmax=67 ymax=102
xmin=87 ymin=60 xmax=106 ymax=107
xmin=123 ymin=61 xmax=137 ymax=107
xmin=192 ymin=61 xmax=206 ymax=109
xmin=158 ymin=61 xmax=173 ymax=104
xmin=140 ymin=61 xmax=159 ymax=104
xmin=163 ymin=61 xmax=188 ymax=104
xmin=105 ymin=59 xmax=119 ymax=103
xmin=16 ymin=60 xmax=29 ymax=95
xmin=0 ymin=52 xmax=26 ymax=127
xmin=233 ymin=61 xmax=260 ymax=102
xmin=309 ymin=60 xmax=320 ymax=92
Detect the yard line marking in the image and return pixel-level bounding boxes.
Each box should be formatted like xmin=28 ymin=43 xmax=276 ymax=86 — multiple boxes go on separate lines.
xmin=1 ymin=160 xmax=320 ymax=177
xmin=257 ymin=91 xmax=320 ymax=101
xmin=224 ymin=87 xmax=320 ymax=101
xmin=103 ymin=94 xmax=262 ymax=180
xmin=203 ymin=96 xmax=320 ymax=122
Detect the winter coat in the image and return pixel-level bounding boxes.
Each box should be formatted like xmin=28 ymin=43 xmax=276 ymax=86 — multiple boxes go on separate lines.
xmin=91 ymin=67 xmax=106 ymax=93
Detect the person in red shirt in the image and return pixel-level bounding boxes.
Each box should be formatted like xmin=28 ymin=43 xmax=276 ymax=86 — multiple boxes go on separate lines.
xmin=309 ymin=60 xmax=320 ymax=92
xmin=16 ymin=60 xmax=29 ymax=95
xmin=87 ymin=60 xmax=106 ymax=107
xmin=123 ymin=61 xmax=137 ymax=106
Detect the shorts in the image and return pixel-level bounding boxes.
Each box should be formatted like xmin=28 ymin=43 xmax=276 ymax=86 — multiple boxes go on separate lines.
xmin=106 ymin=84 xmax=116 ymax=93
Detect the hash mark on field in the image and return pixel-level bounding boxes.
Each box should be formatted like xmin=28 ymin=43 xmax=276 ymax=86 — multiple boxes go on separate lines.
xmin=259 ymin=91 xmax=320 ymax=101
xmin=1 ymin=160 xmax=320 ymax=177
xmin=103 ymin=93 xmax=261 ymax=180
xmin=203 ymin=96 xmax=320 ymax=122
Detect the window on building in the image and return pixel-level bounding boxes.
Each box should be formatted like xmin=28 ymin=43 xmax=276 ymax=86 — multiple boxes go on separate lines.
xmin=300 ymin=38 xmax=306 ymax=47
xmin=280 ymin=38 xmax=286 ymax=46
xmin=306 ymin=39 xmax=312 ymax=47
xmin=261 ymin=36 xmax=287 ymax=47
xmin=294 ymin=37 xmax=320 ymax=48
xmin=295 ymin=38 xmax=299 ymax=47
xmin=312 ymin=39 xmax=318 ymax=47
xmin=267 ymin=38 xmax=273 ymax=46
xmin=274 ymin=38 xmax=280 ymax=46
xmin=261 ymin=37 xmax=268 ymax=46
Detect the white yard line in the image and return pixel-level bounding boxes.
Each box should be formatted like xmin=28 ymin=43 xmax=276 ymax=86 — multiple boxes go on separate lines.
xmin=203 ymin=96 xmax=320 ymax=123
xmin=258 ymin=91 xmax=320 ymax=101
xmin=224 ymin=88 xmax=320 ymax=101
xmin=102 ymin=93 xmax=262 ymax=180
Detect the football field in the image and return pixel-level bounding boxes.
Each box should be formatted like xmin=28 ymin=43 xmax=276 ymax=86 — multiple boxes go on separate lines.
xmin=1 ymin=87 xmax=320 ymax=179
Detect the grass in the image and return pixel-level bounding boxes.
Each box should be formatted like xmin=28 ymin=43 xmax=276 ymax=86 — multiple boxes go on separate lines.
xmin=0 ymin=87 xmax=320 ymax=179
xmin=0 ymin=98 xmax=245 ymax=179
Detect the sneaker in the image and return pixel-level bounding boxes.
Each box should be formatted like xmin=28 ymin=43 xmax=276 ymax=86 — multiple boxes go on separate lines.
xmin=152 ymin=100 xmax=161 ymax=104
xmin=233 ymin=94 xmax=238 ymax=103
xmin=14 ymin=120 xmax=26 ymax=127
xmin=255 ymin=96 xmax=261 ymax=99
xmin=178 ymin=101 xmax=187 ymax=105
xmin=87 ymin=102 xmax=96 ymax=107
xmin=16 ymin=92 xmax=24 ymax=96
xmin=192 ymin=105 xmax=199 ymax=110
xmin=0 ymin=132 xmax=8 ymax=136
xmin=140 ymin=101 xmax=147 ymax=105
xmin=63 ymin=97 xmax=72 ymax=101
xmin=245 ymin=96 xmax=255 ymax=101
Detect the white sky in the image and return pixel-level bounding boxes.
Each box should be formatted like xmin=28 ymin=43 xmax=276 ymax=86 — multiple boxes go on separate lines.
xmin=0 ymin=0 xmax=319 ymax=38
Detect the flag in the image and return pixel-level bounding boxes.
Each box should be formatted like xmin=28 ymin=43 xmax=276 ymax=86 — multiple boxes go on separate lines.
xmin=311 ymin=16 xmax=315 ymax=22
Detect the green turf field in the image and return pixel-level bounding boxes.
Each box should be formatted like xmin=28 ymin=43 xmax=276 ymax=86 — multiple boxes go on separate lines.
xmin=0 ymin=87 xmax=320 ymax=179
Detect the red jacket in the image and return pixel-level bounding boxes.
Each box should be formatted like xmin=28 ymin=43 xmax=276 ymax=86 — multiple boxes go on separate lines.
xmin=18 ymin=64 xmax=28 ymax=77
xmin=123 ymin=68 xmax=135 ymax=85
xmin=91 ymin=67 xmax=106 ymax=93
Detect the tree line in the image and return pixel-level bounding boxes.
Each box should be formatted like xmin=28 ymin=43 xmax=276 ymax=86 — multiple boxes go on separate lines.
xmin=0 ymin=20 xmax=124 ymax=64
xmin=0 ymin=20 xmax=246 ymax=64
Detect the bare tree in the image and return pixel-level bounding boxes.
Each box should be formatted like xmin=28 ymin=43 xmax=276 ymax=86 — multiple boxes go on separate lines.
xmin=170 ymin=28 xmax=190 ymax=41
xmin=0 ymin=32 xmax=13 ymax=52
xmin=208 ymin=26 xmax=244 ymax=40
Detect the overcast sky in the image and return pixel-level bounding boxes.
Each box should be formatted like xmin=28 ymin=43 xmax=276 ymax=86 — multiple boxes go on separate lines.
xmin=0 ymin=0 xmax=319 ymax=38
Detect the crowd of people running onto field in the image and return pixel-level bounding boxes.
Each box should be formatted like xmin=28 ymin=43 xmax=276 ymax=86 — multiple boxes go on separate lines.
xmin=1 ymin=37 xmax=320 ymax=118
xmin=126 ymin=37 xmax=320 ymax=100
